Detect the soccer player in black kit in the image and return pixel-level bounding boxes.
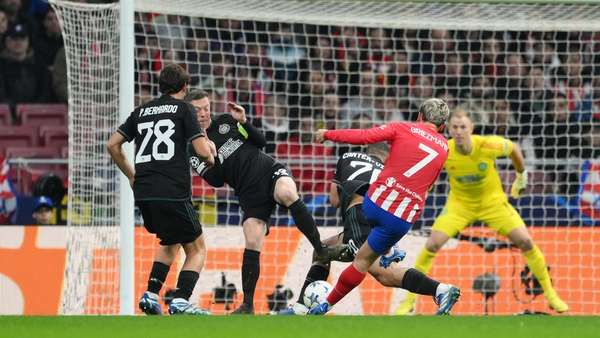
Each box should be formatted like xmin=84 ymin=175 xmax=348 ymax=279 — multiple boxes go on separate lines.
xmin=278 ymin=143 xmax=460 ymax=315
xmin=107 ymin=64 xmax=216 ymax=315
xmin=184 ymin=89 xmax=347 ymax=314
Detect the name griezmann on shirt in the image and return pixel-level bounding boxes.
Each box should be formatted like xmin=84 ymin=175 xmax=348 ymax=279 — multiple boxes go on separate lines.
xmin=410 ymin=126 xmax=448 ymax=151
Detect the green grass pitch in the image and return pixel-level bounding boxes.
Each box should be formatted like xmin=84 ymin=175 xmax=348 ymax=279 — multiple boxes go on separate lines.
xmin=2 ymin=315 xmax=599 ymax=338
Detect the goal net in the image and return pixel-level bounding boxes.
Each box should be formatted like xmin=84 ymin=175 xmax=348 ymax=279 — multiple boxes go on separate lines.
xmin=53 ymin=0 xmax=600 ymax=315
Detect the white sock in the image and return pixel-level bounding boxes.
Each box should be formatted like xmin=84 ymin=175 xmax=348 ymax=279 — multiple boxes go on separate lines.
xmin=172 ymin=298 xmax=188 ymax=304
xmin=436 ymin=283 xmax=450 ymax=297
xmin=146 ymin=291 xmax=159 ymax=300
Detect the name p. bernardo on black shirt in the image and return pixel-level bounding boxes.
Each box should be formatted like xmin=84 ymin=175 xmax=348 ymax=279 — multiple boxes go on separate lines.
xmin=118 ymin=94 xmax=204 ymax=201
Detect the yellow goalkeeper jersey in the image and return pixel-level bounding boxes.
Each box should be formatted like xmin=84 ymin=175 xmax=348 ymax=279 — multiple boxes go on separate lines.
xmin=445 ymin=135 xmax=513 ymax=207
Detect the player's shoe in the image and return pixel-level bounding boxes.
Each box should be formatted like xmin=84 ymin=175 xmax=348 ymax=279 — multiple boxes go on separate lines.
xmin=394 ymin=297 xmax=415 ymax=315
xmin=379 ymin=248 xmax=407 ymax=268
xmin=138 ymin=292 xmax=163 ymax=315
xmin=435 ymin=285 xmax=461 ymax=315
xmin=307 ymin=302 xmax=331 ymax=315
xmin=547 ymin=295 xmax=569 ymax=313
xmin=168 ymin=300 xmax=212 ymax=315
xmin=277 ymin=302 xmax=309 ymax=315
xmin=230 ymin=303 xmax=255 ymax=315
xmin=315 ymin=244 xmax=349 ymax=263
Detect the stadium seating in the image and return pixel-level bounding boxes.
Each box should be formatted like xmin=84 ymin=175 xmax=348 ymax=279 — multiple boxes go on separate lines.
xmin=16 ymin=103 xmax=68 ymax=127
xmin=40 ymin=125 xmax=69 ymax=149
xmin=0 ymin=126 xmax=39 ymax=157
xmin=6 ymin=147 xmax=65 ymax=195
xmin=0 ymin=104 xmax=11 ymax=125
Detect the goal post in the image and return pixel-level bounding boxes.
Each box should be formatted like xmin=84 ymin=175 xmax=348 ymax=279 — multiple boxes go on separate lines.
xmin=52 ymin=0 xmax=600 ymax=315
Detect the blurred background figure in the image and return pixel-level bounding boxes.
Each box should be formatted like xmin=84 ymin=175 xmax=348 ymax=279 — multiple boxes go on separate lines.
xmin=31 ymin=195 xmax=53 ymax=225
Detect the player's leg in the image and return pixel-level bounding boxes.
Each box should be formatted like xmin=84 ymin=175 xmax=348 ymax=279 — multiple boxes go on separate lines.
xmin=231 ymin=217 xmax=267 ymax=315
xmin=137 ymin=200 xmax=176 ymax=315
xmin=369 ymin=263 xmax=461 ymax=315
xmin=155 ymin=200 xmax=211 ymax=315
xmin=487 ymin=201 xmax=568 ymax=313
xmin=273 ymin=173 xmax=346 ymax=261
xmin=278 ymin=234 xmax=342 ymax=315
xmin=309 ymin=196 xmax=411 ymax=315
xmin=395 ymin=199 xmax=472 ymax=315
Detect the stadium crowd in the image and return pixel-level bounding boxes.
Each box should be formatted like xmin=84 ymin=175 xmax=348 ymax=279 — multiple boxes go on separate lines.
xmin=2 ymin=0 xmax=600 ymax=200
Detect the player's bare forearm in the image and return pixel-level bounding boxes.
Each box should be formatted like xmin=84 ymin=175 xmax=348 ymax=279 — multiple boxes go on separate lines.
xmin=509 ymin=143 xmax=526 ymax=173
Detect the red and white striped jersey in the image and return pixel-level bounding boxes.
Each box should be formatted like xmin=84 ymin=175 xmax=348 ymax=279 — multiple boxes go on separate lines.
xmin=324 ymin=122 xmax=448 ymax=223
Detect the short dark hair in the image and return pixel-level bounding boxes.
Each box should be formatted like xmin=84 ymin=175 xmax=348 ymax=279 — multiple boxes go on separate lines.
xmin=158 ymin=63 xmax=191 ymax=95
xmin=366 ymin=142 xmax=390 ymax=160
xmin=183 ymin=88 xmax=209 ymax=102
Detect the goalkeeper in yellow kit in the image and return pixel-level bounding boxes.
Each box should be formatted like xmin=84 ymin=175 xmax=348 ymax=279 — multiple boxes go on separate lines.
xmin=395 ymin=109 xmax=569 ymax=315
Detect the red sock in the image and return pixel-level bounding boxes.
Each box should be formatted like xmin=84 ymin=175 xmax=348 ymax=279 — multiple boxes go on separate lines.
xmin=326 ymin=263 xmax=366 ymax=306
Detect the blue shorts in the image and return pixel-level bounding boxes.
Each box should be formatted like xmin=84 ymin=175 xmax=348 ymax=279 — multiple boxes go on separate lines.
xmin=362 ymin=192 xmax=412 ymax=255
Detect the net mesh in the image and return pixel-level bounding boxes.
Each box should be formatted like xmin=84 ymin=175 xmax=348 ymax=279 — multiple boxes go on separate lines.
xmin=53 ymin=0 xmax=600 ymax=315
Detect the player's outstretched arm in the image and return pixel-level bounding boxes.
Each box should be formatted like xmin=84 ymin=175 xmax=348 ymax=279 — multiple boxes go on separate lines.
xmin=509 ymin=142 xmax=527 ymax=199
xmin=228 ymin=101 xmax=267 ymax=148
xmin=192 ymin=136 xmax=215 ymax=168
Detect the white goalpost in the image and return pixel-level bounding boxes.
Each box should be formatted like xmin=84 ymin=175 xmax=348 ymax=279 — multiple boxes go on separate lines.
xmin=52 ymin=0 xmax=600 ymax=315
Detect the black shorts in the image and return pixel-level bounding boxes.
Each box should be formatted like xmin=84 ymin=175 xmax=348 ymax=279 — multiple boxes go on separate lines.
xmin=138 ymin=200 xmax=202 ymax=245
xmin=341 ymin=204 xmax=371 ymax=259
xmin=238 ymin=163 xmax=293 ymax=228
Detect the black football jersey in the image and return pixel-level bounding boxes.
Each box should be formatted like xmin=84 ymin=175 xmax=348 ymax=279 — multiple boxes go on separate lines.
xmin=333 ymin=151 xmax=385 ymax=185
xmin=118 ymin=94 xmax=204 ymax=200
xmin=333 ymin=151 xmax=385 ymax=216
xmin=188 ymin=113 xmax=277 ymax=196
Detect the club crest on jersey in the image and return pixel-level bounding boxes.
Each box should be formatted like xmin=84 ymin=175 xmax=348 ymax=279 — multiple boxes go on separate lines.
xmin=189 ymin=156 xmax=200 ymax=168
xmin=219 ymin=124 xmax=230 ymax=134
xmin=386 ymin=177 xmax=396 ymax=187
xmin=478 ymin=163 xmax=487 ymax=171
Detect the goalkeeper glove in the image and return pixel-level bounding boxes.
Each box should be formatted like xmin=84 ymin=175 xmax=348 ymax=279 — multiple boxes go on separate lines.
xmin=510 ymin=169 xmax=528 ymax=199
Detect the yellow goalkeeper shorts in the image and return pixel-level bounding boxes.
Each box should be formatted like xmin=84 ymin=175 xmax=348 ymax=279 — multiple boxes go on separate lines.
xmin=432 ymin=195 xmax=526 ymax=238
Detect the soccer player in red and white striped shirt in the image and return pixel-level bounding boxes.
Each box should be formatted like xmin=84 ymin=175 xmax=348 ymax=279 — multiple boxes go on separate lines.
xmin=309 ymin=98 xmax=457 ymax=315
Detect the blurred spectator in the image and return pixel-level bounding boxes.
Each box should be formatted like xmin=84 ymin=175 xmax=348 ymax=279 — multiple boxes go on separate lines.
xmin=1 ymin=0 xmax=38 ymax=39
xmin=474 ymin=99 xmax=519 ymax=140
xmin=436 ymin=89 xmax=457 ymax=111
xmin=405 ymin=74 xmax=434 ymax=121
xmin=366 ymin=27 xmax=393 ymax=82
xmin=340 ymin=68 xmax=377 ymax=128
xmin=576 ymin=124 xmax=600 ymax=159
xmin=265 ymin=23 xmax=306 ymax=93
xmin=458 ymin=75 xmax=494 ymax=126
xmin=0 ymin=9 xmax=8 ymax=50
xmin=227 ymin=67 xmax=263 ymax=119
xmin=31 ymin=195 xmax=53 ymax=225
xmin=298 ymin=69 xmax=326 ymax=118
xmin=590 ymin=76 xmax=600 ymax=121
xmin=373 ymin=87 xmax=404 ymax=126
xmin=515 ymin=65 xmax=552 ymax=135
xmin=302 ymin=36 xmax=343 ymax=88
xmin=335 ymin=113 xmax=374 ymax=156
xmin=479 ymin=36 xmax=504 ymax=79
xmin=134 ymin=84 xmax=153 ymax=106
xmin=185 ymin=28 xmax=211 ymax=87
xmin=387 ymin=50 xmax=410 ymax=97
xmin=51 ymin=45 xmax=67 ymax=103
xmin=135 ymin=34 xmax=160 ymax=92
xmin=534 ymin=93 xmax=583 ymax=193
xmin=152 ymin=14 xmax=200 ymax=50
xmin=32 ymin=7 xmax=62 ymax=69
xmin=208 ymin=18 xmax=244 ymax=56
xmin=0 ymin=23 xmax=53 ymax=115
xmin=252 ymin=95 xmax=289 ymax=155
xmin=438 ymin=52 xmax=471 ymax=99
xmin=276 ymin=115 xmax=333 ymax=195
xmin=531 ymin=40 xmax=561 ymax=78
xmin=496 ymin=52 xmax=529 ymax=109
xmin=202 ymin=53 xmax=234 ymax=94
xmin=317 ymin=89 xmax=342 ymax=130
xmin=552 ymin=46 xmax=593 ymax=122
xmin=332 ymin=25 xmax=366 ymax=65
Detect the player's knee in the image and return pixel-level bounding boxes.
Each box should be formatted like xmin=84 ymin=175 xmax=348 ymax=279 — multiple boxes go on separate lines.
xmin=278 ymin=188 xmax=299 ymax=206
xmin=425 ymin=240 xmax=443 ymax=253
xmin=516 ymin=237 xmax=534 ymax=252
